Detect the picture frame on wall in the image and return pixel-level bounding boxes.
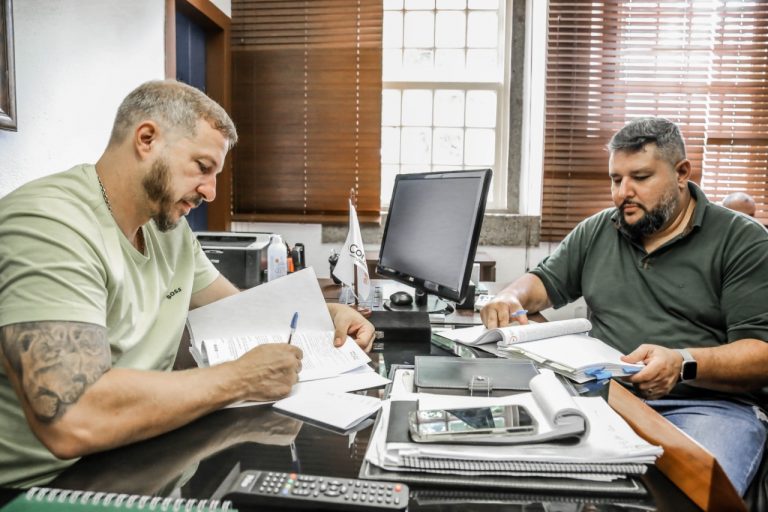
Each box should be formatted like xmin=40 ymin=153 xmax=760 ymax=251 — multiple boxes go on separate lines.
xmin=0 ymin=0 xmax=16 ymax=131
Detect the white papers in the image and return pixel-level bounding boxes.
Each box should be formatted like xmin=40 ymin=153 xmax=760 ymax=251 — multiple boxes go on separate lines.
xmin=366 ymin=395 xmax=662 ymax=481
xmin=227 ymin=368 xmax=390 ymax=409
xmin=274 ymin=391 xmax=382 ymax=431
xmin=498 ymin=334 xmax=642 ymax=383
xmin=186 ymin=267 xmax=390 ymax=406
xmin=201 ymin=331 xmax=370 ymax=382
xmin=436 ymin=318 xmax=643 ymax=382
xmin=436 ymin=318 xmax=591 ymax=346
xmin=187 ymin=268 xmax=335 ymax=363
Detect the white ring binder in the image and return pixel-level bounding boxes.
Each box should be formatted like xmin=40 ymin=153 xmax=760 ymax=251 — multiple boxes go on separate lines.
xmin=20 ymin=487 xmax=235 ymax=510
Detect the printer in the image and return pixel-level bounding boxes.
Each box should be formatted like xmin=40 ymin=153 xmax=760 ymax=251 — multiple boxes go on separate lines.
xmin=196 ymin=232 xmax=273 ymax=289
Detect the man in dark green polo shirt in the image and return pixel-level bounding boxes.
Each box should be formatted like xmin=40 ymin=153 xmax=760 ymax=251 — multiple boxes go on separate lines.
xmin=481 ymin=117 xmax=768 ymax=496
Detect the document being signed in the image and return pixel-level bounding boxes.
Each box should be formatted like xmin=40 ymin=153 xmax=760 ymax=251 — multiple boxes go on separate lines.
xmin=202 ymin=331 xmax=369 ymax=382
xmin=186 ymin=268 xmax=371 ymax=382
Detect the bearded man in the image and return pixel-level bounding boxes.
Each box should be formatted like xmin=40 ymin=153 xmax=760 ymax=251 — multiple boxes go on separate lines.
xmin=481 ymin=117 xmax=768 ymax=496
xmin=0 ymin=80 xmax=374 ymax=487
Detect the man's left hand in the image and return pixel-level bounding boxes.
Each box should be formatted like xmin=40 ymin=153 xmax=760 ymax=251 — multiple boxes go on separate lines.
xmin=621 ymin=344 xmax=683 ymax=399
xmin=327 ymin=303 xmax=375 ymax=352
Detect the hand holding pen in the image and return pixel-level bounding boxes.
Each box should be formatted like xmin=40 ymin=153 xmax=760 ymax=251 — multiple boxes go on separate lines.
xmin=480 ymin=296 xmax=529 ymax=328
xmin=287 ymin=311 xmax=299 ymax=345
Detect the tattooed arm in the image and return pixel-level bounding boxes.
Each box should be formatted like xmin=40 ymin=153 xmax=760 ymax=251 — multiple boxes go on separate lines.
xmin=0 ymin=320 xmax=303 ymax=459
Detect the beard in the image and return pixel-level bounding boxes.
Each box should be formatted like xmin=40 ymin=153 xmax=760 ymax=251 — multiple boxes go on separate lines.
xmin=142 ymin=157 xmax=202 ymax=232
xmin=618 ymin=188 xmax=679 ymax=241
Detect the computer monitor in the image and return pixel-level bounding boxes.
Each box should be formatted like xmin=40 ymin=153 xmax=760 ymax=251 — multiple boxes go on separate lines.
xmin=376 ymin=169 xmax=492 ymax=313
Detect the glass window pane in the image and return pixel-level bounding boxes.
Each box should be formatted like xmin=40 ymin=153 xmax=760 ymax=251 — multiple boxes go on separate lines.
xmin=466 ymin=90 xmax=496 ymax=127
xmin=466 ymin=49 xmax=497 ymax=77
xmin=434 ymin=90 xmax=464 ymax=126
xmin=405 ymin=0 xmax=435 ymax=8
xmin=402 ymin=164 xmax=430 ymax=174
xmin=401 ymin=127 xmax=433 ymax=164
xmin=382 ymin=49 xmax=403 ymax=78
xmin=468 ymin=0 xmax=497 ymax=8
xmin=381 ymin=127 xmax=401 ymax=164
xmin=435 ymin=49 xmax=465 ymax=74
xmin=381 ymin=164 xmax=400 ymax=205
xmin=435 ymin=11 xmax=465 ymax=48
xmin=437 ymin=0 xmax=466 ymax=8
xmin=383 ymin=11 xmax=403 ymax=49
xmin=465 ymin=128 xmax=495 ymax=165
xmin=382 ymin=90 xmax=401 ymax=126
xmin=433 ymin=128 xmax=464 ymax=165
xmin=402 ymin=89 xmax=433 ymax=125
xmin=403 ymin=49 xmax=434 ymax=72
xmin=404 ymin=11 xmax=434 ymax=48
xmin=467 ymin=11 xmax=498 ymax=48
xmin=384 ymin=0 xmax=404 ymax=9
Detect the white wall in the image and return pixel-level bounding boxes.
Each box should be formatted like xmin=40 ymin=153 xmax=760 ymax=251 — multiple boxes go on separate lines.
xmin=209 ymin=0 xmax=231 ymax=17
xmin=0 ymin=0 xmax=165 ymax=197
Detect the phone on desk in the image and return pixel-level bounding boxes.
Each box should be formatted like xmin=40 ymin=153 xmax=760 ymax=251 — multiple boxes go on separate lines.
xmin=408 ymin=404 xmax=537 ymax=444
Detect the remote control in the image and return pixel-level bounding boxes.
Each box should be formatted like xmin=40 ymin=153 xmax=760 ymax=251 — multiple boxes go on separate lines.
xmin=222 ymin=470 xmax=409 ymax=511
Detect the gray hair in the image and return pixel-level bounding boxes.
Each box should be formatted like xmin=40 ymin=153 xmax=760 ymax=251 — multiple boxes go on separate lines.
xmin=108 ymin=80 xmax=238 ymax=150
xmin=607 ymin=117 xmax=686 ymax=168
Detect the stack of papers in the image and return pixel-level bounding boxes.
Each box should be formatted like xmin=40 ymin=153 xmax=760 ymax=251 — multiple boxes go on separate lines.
xmin=434 ymin=319 xmax=643 ymax=383
xmin=363 ymin=368 xmax=663 ymax=483
xmin=274 ymin=391 xmax=382 ymax=431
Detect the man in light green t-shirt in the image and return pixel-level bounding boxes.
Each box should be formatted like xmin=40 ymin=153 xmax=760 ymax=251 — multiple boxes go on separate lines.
xmin=0 ymin=80 xmax=375 ymax=487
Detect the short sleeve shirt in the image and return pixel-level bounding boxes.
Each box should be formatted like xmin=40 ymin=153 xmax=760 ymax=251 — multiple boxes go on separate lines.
xmin=530 ymin=182 xmax=768 ymax=356
xmin=0 ymin=164 xmax=220 ymax=486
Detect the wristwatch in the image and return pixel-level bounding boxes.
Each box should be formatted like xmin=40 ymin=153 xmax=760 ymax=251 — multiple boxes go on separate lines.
xmin=675 ymin=348 xmax=698 ymax=381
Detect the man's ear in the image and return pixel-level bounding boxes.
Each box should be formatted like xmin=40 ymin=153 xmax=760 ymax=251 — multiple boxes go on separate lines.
xmin=134 ymin=121 xmax=159 ymax=159
xmin=675 ymin=159 xmax=692 ymax=186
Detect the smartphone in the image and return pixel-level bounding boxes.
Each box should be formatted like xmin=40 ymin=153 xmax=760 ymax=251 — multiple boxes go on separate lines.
xmin=408 ymin=404 xmax=537 ymax=444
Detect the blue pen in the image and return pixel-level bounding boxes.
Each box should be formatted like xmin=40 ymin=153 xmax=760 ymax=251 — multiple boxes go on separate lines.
xmin=512 ymin=309 xmax=528 ymax=317
xmin=287 ymin=312 xmax=299 ymax=345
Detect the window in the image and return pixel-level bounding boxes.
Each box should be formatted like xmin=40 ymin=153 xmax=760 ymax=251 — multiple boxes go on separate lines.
xmin=543 ymin=0 xmax=768 ymax=240
xmin=381 ymin=0 xmax=511 ymax=208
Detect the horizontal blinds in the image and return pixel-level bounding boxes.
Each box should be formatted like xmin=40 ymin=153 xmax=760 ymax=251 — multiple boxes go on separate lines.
xmin=231 ymin=0 xmax=383 ymax=222
xmin=543 ymin=0 xmax=768 ymax=240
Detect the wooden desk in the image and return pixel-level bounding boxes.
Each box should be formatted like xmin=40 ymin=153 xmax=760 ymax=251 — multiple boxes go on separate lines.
xmin=366 ymin=249 xmax=496 ymax=282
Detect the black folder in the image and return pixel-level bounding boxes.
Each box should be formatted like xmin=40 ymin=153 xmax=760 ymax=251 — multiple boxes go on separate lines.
xmin=414 ymin=356 xmax=539 ymax=396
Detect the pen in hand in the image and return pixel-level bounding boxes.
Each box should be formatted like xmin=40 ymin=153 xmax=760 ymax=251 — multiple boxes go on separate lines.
xmin=287 ymin=312 xmax=299 ymax=345
xmin=512 ymin=309 xmax=528 ymax=317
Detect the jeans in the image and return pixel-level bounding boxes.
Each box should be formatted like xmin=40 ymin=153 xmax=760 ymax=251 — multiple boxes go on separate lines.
xmin=646 ymin=398 xmax=767 ymax=496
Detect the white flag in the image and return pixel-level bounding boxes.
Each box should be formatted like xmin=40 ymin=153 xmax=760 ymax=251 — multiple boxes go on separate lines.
xmin=332 ymin=200 xmax=371 ymax=301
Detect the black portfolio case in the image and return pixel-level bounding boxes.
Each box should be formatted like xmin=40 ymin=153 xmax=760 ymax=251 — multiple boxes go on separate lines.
xmin=369 ymin=311 xmax=431 ymax=344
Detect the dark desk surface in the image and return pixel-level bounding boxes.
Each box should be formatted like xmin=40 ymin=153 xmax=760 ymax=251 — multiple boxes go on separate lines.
xmin=43 ymin=331 xmax=701 ymax=512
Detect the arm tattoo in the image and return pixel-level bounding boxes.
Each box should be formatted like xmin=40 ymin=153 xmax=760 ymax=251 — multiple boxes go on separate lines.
xmin=0 ymin=321 xmax=111 ymax=423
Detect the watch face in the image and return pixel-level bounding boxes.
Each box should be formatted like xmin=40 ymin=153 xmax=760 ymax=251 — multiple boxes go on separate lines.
xmin=681 ymin=361 xmax=697 ymax=380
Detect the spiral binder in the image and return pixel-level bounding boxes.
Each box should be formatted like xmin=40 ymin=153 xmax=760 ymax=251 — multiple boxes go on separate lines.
xmin=2 ymin=487 xmax=236 ymax=511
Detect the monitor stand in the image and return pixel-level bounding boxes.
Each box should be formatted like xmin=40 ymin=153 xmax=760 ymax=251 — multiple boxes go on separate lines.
xmin=383 ymin=288 xmax=454 ymax=315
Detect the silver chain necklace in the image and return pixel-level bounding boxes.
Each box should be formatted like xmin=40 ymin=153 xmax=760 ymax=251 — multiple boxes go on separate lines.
xmin=96 ymin=172 xmax=113 ymax=214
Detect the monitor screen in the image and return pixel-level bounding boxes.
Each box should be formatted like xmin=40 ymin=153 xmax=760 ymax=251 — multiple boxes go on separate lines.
xmin=376 ymin=169 xmax=491 ymax=308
